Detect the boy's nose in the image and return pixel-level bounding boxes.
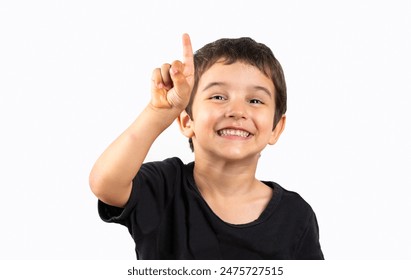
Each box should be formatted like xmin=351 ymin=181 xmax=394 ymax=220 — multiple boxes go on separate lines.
xmin=225 ymin=100 xmax=247 ymax=119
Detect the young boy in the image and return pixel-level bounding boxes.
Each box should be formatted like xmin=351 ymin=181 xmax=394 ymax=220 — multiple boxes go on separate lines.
xmin=89 ymin=34 xmax=324 ymax=260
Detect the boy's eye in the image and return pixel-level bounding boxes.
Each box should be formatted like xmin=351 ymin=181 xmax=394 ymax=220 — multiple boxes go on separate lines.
xmin=210 ymin=95 xmax=225 ymax=100
xmin=249 ymin=99 xmax=263 ymax=104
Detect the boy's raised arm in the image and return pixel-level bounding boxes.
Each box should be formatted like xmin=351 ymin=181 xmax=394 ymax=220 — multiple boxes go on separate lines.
xmin=89 ymin=34 xmax=194 ymax=207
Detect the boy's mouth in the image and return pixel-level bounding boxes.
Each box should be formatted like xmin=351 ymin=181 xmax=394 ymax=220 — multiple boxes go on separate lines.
xmin=217 ymin=129 xmax=251 ymax=138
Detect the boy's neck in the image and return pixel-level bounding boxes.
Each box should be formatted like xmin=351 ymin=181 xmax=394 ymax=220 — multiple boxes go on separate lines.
xmin=192 ymin=155 xmax=275 ymax=225
xmin=193 ymin=156 xmax=259 ymax=197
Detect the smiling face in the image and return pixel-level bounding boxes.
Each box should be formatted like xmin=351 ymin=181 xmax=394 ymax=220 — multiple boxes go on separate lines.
xmin=179 ymin=61 xmax=285 ymax=162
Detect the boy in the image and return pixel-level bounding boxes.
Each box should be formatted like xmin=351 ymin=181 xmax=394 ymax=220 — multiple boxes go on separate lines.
xmin=89 ymin=34 xmax=324 ymax=259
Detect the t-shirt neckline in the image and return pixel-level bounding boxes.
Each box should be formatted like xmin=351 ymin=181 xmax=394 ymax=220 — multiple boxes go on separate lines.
xmin=184 ymin=161 xmax=283 ymax=228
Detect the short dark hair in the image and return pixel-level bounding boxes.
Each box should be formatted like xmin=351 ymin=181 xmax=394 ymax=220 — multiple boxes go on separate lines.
xmin=185 ymin=37 xmax=287 ymax=152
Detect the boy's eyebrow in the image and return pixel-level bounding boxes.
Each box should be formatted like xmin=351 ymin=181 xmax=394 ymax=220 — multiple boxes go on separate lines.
xmin=201 ymin=82 xmax=226 ymax=92
xmin=202 ymin=82 xmax=273 ymax=98
xmin=252 ymin=85 xmax=273 ymax=98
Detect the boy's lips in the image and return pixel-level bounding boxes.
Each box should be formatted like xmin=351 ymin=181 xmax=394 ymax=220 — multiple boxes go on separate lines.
xmin=216 ymin=128 xmax=253 ymax=138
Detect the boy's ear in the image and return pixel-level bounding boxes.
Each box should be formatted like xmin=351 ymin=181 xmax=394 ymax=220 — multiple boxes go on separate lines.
xmin=268 ymin=115 xmax=286 ymax=145
xmin=177 ymin=110 xmax=194 ymax=138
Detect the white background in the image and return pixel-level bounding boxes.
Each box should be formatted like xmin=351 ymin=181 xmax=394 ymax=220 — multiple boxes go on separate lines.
xmin=1 ymin=0 xmax=410 ymax=260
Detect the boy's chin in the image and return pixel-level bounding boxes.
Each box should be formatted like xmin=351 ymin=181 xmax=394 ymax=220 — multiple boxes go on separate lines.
xmin=208 ymin=150 xmax=262 ymax=163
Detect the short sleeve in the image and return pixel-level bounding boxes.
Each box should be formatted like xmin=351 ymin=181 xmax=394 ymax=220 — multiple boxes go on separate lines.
xmin=97 ymin=157 xmax=184 ymax=240
xmin=294 ymin=211 xmax=324 ymax=260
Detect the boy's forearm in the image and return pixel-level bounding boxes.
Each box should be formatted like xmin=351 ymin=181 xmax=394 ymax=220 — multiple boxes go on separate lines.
xmin=89 ymin=105 xmax=180 ymax=206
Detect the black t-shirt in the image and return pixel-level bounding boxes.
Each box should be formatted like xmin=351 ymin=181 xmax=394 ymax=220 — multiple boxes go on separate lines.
xmin=98 ymin=157 xmax=324 ymax=259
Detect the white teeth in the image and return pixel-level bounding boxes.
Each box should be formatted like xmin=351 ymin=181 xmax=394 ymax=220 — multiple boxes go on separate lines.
xmin=218 ymin=129 xmax=250 ymax=138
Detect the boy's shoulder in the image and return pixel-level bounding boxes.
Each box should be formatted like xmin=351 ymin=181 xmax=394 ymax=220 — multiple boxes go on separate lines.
xmin=139 ymin=157 xmax=193 ymax=183
xmin=142 ymin=157 xmax=196 ymax=173
xmin=141 ymin=157 xmax=186 ymax=170
xmin=263 ymin=181 xmax=314 ymax=215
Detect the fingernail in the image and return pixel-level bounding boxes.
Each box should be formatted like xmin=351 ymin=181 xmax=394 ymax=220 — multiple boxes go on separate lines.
xmin=170 ymin=67 xmax=179 ymax=75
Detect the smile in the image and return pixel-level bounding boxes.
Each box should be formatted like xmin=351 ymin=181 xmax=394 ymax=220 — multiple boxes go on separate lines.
xmin=217 ymin=129 xmax=251 ymax=138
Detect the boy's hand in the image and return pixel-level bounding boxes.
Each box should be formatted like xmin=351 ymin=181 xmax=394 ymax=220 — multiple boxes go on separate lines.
xmin=151 ymin=33 xmax=194 ymax=111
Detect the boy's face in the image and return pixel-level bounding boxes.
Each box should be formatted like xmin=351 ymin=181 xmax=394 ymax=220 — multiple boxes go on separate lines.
xmin=180 ymin=60 xmax=284 ymax=162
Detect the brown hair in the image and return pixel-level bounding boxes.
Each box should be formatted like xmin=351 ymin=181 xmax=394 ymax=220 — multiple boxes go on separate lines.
xmin=186 ymin=37 xmax=287 ymax=151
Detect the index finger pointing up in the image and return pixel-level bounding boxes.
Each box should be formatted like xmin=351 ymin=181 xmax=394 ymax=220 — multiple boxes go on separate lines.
xmin=182 ymin=33 xmax=194 ymax=75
